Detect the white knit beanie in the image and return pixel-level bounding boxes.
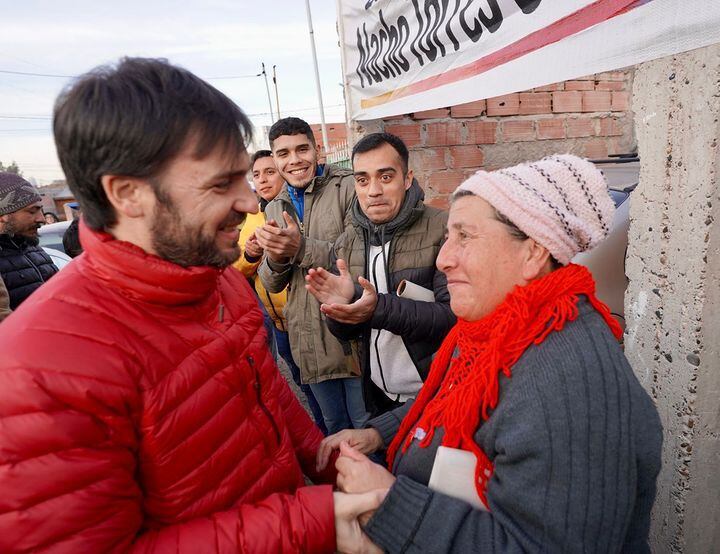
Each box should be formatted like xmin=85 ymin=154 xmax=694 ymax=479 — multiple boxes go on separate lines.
xmin=454 ymin=154 xmax=615 ymax=265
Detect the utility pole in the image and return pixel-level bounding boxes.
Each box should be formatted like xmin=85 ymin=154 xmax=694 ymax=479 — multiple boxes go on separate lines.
xmin=260 ymin=62 xmax=275 ymax=123
xmin=304 ymin=0 xmax=329 ymax=151
xmin=272 ymin=65 xmax=281 ymax=119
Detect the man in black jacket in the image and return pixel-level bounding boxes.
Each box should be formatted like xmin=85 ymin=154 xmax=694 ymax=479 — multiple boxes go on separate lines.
xmin=306 ymin=133 xmax=455 ymax=416
xmin=0 ymin=172 xmax=58 ymax=310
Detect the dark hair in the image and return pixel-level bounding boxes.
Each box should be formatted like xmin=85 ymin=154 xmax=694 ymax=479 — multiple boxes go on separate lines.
xmin=268 ymin=117 xmax=315 ymax=148
xmin=53 ymin=57 xmax=253 ymax=230
xmin=62 ymin=218 xmax=82 ymax=258
xmin=43 ymin=212 xmax=59 ymax=222
xmin=251 ymin=149 xmax=273 ymax=166
xmin=352 ymin=132 xmax=409 ymax=174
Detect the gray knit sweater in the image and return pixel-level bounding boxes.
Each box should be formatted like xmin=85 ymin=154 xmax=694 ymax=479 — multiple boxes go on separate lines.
xmin=365 ymin=299 xmax=662 ymax=553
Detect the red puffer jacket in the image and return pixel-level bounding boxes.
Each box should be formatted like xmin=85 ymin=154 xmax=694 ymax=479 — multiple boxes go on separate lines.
xmin=0 ymin=225 xmax=337 ymax=553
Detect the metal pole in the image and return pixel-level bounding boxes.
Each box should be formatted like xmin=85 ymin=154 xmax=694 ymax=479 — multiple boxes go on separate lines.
xmin=260 ymin=62 xmax=275 ymax=123
xmin=272 ymin=65 xmax=281 ymax=119
xmin=335 ymin=0 xmax=355 ymax=148
xmin=304 ymin=0 xmax=329 ymax=151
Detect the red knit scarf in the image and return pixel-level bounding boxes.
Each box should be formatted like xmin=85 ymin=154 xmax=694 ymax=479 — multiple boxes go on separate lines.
xmin=386 ymin=263 xmax=622 ymax=509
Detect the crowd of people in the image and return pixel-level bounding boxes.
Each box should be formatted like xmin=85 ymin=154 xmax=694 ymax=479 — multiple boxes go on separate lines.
xmin=0 ymin=57 xmax=662 ymax=553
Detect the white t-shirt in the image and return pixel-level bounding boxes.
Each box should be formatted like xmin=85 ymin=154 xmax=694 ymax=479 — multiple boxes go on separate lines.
xmin=368 ymin=243 xmax=423 ymax=402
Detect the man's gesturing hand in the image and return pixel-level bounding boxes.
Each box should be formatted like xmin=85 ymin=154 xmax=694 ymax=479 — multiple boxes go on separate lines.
xmin=244 ymin=232 xmax=263 ymax=259
xmin=305 ymin=258 xmax=355 ymax=305
xmin=320 ymin=275 xmax=378 ymax=325
xmin=255 ymin=211 xmax=301 ymax=263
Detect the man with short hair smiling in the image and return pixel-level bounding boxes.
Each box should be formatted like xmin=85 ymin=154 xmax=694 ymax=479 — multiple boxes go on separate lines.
xmin=235 ymin=149 xmax=327 ymax=434
xmin=305 ymin=133 xmax=454 ymax=417
xmin=0 ymin=172 xmax=58 ymax=311
xmin=0 ymin=59 xmax=383 ymax=553
xmin=257 ymin=117 xmax=368 ymax=435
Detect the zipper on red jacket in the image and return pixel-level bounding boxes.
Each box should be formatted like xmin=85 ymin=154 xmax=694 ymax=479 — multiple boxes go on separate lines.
xmin=247 ymin=355 xmax=282 ymax=444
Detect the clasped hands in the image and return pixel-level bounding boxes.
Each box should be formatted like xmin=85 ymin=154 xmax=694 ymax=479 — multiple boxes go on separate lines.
xmin=321 ymin=428 xmax=396 ymax=554
xmin=254 ymin=211 xmax=302 ymax=263
xmin=305 ymin=259 xmax=378 ymax=324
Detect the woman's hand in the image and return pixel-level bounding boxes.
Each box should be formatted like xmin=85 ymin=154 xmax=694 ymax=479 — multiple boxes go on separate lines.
xmin=336 ymin=441 xmax=396 ymax=494
xmin=317 ymin=428 xmax=384 ymax=472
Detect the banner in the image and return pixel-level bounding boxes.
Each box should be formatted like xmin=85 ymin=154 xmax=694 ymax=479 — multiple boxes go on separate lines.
xmin=337 ymin=0 xmax=720 ymax=121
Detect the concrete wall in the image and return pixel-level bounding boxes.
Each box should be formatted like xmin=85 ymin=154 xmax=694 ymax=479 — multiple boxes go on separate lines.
xmin=627 ymin=44 xmax=720 ymax=553
xmin=351 ymin=70 xmax=635 ymax=210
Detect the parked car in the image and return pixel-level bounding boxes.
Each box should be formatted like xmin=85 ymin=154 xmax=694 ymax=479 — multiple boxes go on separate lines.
xmin=38 ymin=220 xmax=72 ymax=253
xmin=573 ymin=156 xmax=639 ymax=330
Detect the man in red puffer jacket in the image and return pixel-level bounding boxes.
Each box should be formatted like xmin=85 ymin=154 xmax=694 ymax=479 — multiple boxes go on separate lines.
xmin=0 ymin=58 xmax=383 ymax=553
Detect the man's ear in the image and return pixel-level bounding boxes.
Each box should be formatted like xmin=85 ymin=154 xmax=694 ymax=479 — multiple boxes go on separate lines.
xmin=100 ymin=175 xmax=154 ymax=219
xmin=521 ymin=239 xmax=553 ymax=281
xmin=404 ymin=169 xmax=414 ymax=190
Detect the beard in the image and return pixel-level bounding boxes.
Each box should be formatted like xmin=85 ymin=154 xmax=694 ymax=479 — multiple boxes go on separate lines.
xmin=150 ymin=194 xmax=245 ymax=269
xmin=2 ymin=215 xmax=40 ymax=245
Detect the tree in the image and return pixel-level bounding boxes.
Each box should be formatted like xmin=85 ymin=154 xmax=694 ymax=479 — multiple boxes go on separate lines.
xmin=0 ymin=161 xmax=22 ymax=175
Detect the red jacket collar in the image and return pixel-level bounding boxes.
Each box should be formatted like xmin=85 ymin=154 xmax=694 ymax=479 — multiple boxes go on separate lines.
xmin=79 ymin=220 xmax=221 ymax=306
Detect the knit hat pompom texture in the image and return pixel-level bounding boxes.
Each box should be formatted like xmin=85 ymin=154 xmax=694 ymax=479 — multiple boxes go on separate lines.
xmin=454 ymin=154 xmax=614 ymax=265
xmin=0 ymin=172 xmax=42 ymax=216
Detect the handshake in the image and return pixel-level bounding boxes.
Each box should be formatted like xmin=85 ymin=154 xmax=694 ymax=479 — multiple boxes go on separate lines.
xmin=320 ymin=427 xmax=395 ymax=554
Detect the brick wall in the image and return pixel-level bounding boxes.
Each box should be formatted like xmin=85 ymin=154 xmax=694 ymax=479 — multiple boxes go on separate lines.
xmin=374 ymin=69 xmax=635 ymax=210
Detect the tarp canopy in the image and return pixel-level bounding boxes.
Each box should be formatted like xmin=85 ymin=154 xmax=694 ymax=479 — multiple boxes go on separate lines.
xmin=337 ymin=0 xmax=720 ymax=120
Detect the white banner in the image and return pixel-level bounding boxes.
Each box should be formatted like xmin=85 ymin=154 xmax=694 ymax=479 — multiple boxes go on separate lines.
xmin=337 ymin=0 xmax=720 ymax=121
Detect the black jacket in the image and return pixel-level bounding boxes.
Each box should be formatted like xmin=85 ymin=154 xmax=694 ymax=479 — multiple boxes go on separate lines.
xmin=329 ymin=181 xmax=455 ymax=415
xmin=0 ymin=234 xmax=58 ymax=310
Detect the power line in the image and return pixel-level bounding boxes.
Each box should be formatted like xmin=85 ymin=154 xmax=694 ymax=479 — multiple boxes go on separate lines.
xmin=0 ymin=69 xmax=75 ymax=78
xmin=0 ymin=103 xmax=345 ymax=122
xmin=0 ymin=68 xmax=261 ymax=80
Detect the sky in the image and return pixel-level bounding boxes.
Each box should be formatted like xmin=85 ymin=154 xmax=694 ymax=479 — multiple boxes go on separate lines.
xmin=0 ymin=0 xmax=346 ymax=184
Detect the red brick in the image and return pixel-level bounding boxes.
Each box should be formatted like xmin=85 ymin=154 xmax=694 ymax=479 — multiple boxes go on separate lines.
xmin=383 ymin=114 xmax=407 ymax=121
xmin=566 ymin=117 xmax=596 ymax=138
xmin=385 ymin=124 xmax=422 ymax=147
xmin=534 ymin=82 xmax=564 ymax=92
xmin=565 ymin=80 xmax=594 ymax=91
xmin=428 ymin=170 xmax=466 ymax=194
xmin=501 ymin=120 xmax=535 ymax=142
xmin=426 ymin=195 xmax=450 ymax=211
xmin=466 ymin=121 xmax=497 ymax=144
xmin=487 ymin=93 xmax=520 ymax=116
xmin=518 ymin=92 xmax=551 ymax=115
xmin=417 ymin=147 xmax=448 ymax=171
xmin=425 ymin=122 xmax=463 ymax=146
xmin=595 ymin=80 xmax=625 ymax=91
xmin=450 ymin=100 xmax=486 ymax=118
xmin=537 ymin=119 xmax=566 ymax=140
xmin=412 ymin=108 xmax=450 ymax=120
xmin=598 ymin=117 xmax=624 ymax=136
xmin=595 ymin=71 xmax=627 ymax=81
xmin=552 ymin=91 xmax=582 ymax=113
xmin=582 ymin=91 xmax=612 ymax=112
xmin=583 ymin=139 xmax=609 ymax=159
xmin=611 ymin=91 xmax=630 ymax=112
xmin=449 ymin=145 xmax=485 ymax=169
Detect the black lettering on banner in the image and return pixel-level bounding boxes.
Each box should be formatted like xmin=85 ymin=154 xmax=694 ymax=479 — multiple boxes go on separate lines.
xmin=353 ymin=0 xmax=543 ymax=88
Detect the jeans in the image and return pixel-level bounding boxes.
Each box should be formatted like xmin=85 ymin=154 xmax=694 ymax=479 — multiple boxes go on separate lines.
xmin=309 ymin=376 xmax=369 ymax=435
xmin=273 ymin=328 xmax=328 ymax=436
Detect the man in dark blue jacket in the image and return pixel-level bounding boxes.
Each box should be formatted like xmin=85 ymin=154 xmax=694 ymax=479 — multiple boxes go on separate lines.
xmin=0 ymin=172 xmax=58 ymax=310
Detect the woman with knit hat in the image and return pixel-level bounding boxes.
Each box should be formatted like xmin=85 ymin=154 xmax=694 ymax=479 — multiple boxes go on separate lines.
xmin=313 ymin=154 xmax=662 ymax=553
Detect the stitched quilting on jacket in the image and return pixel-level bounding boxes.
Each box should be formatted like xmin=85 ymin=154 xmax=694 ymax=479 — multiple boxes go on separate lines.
xmin=0 ymin=222 xmax=336 ymax=553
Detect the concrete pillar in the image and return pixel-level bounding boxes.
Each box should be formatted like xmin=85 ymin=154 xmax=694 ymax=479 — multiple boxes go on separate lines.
xmin=626 ymin=44 xmax=720 ymax=553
